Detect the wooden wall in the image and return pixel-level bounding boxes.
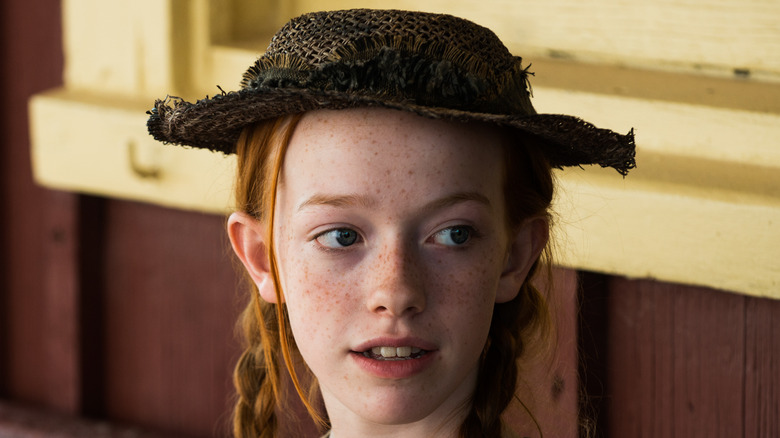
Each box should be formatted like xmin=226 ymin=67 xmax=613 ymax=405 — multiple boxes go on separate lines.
xmin=1 ymin=0 xmax=67 ymax=408
xmin=2 ymin=1 xmax=779 ymax=437
xmin=0 ymin=1 xmax=241 ymax=436
xmin=580 ymin=274 xmax=780 ymax=438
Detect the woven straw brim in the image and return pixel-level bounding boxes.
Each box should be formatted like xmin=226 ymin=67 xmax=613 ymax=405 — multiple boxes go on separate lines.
xmin=148 ymin=87 xmax=636 ymax=175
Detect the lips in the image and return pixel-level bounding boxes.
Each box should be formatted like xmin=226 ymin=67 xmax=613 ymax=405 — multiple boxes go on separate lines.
xmin=351 ymin=340 xmax=437 ymax=378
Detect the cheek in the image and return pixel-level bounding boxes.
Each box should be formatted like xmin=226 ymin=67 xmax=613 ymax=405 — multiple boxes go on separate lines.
xmin=279 ymin=251 xmax=355 ymax=343
xmin=288 ymin=250 xmax=357 ymax=298
xmin=436 ymin=244 xmax=505 ymax=294
xmin=276 ymin=224 xmax=346 ymax=310
xmin=429 ymin=247 xmax=506 ymax=326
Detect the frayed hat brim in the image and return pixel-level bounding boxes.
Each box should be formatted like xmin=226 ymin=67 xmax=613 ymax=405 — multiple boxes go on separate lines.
xmin=147 ymin=9 xmax=636 ymax=175
xmin=147 ymin=86 xmax=635 ymax=175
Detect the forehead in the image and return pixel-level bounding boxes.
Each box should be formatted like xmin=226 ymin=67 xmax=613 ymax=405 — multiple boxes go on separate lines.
xmin=287 ymin=107 xmax=505 ymax=162
xmin=279 ymin=108 xmax=507 ymax=207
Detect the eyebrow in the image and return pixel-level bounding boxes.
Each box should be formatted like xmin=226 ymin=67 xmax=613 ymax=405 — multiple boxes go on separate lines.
xmin=419 ymin=192 xmax=492 ymax=215
xmin=297 ymin=193 xmax=377 ymax=212
xmin=296 ymin=191 xmax=491 ymax=213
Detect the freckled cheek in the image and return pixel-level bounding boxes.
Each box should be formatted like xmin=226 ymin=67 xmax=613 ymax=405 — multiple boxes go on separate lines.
xmin=430 ymin=250 xmax=505 ymax=306
xmin=282 ymin=260 xmax=361 ymax=358
xmin=287 ymin=257 xmax=329 ymax=297
xmin=281 ymin=254 xmax=357 ymax=321
xmin=435 ymin=277 xmax=499 ymax=314
xmin=429 ymin=271 xmax=496 ymax=356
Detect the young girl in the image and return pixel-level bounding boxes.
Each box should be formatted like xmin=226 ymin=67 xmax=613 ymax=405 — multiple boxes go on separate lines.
xmin=147 ymin=9 xmax=635 ymax=438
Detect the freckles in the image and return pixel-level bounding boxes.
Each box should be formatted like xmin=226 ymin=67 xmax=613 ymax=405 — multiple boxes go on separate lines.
xmin=435 ymin=260 xmax=500 ymax=308
xmin=313 ymin=268 xmax=352 ymax=327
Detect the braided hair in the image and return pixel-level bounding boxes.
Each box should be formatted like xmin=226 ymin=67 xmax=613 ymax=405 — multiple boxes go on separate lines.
xmin=458 ymin=136 xmax=554 ymax=437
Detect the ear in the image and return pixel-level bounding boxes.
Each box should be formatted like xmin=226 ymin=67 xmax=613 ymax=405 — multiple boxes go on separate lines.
xmin=496 ymin=216 xmax=549 ymax=303
xmin=227 ymin=212 xmax=279 ymax=303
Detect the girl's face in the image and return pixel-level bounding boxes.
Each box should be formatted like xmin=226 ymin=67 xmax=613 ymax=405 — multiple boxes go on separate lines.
xmin=233 ymin=108 xmax=541 ymax=436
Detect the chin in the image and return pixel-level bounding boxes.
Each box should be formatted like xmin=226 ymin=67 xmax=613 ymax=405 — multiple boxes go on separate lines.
xmin=349 ymin=388 xmax=463 ymax=427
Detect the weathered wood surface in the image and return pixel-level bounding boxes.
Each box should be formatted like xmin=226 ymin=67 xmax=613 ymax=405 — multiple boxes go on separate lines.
xmin=581 ymin=275 xmax=780 ymax=438
xmin=744 ymin=297 xmax=780 ymax=438
xmin=99 ymin=201 xmax=241 ymax=437
xmin=1 ymin=0 xmax=66 ymax=408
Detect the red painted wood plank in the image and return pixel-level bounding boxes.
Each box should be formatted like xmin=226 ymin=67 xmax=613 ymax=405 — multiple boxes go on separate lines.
xmin=744 ymin=296 xmax=780 ymax=438
xmin=607 ymin=278 xmax=676 ymax=438
xmin=0 ymin=0 xmax=65 ymax=407
xmin=606 ymin=279 xmax=746 ymax=438
xmin=100 ymin=200 xmax=241 ymax=438
xmin=41 ymin=192 xmax=82 ymax=414
xmin=669 ymin=283 xmax=744 ymax=437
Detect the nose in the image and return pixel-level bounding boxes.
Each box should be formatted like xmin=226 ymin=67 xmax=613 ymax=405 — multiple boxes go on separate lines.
xmin=365 ymin=240 xmax=426 ymax=318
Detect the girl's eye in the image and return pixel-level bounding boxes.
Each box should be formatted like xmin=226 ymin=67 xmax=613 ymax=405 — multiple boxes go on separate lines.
xmin=315 ymin=228 xmax=360 ymax=248
xmin=431 ymin=226 xmax=472 ymax=246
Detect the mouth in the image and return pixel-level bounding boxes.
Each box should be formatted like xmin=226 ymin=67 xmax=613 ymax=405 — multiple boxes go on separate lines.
xmin=351 ymin=339 xmax=437 ymax=378
xmin=360 ymin=346 xmax=429 ymax=361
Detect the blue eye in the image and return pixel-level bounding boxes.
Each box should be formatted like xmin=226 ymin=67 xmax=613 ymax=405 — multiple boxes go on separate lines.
xmin=316 ymin=228 xmax=360 ymax=248
xmin=432 ymin=226 xmax=472 ymax=246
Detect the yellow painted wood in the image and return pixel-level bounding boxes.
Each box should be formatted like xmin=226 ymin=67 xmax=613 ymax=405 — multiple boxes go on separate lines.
xmin=29 ymin=89 xmax=235 ymax=214
xmin=534 ymin=89 xmax=780 ymax=191
xmin=30 ymin=0 xmax=780 ymax=298
xmin=535 ymin=86 xmax=780 ymax=298
xmin=62 ymin=0 xmax=780 ymax=100
xmin=286 ymin=0 xmax=780 ymax=79
xmin=209 ymin=0 xmax=294 ymax=44
xmin=30 ymin=83 xmax=780 ymax=298
xmin=63 ymin=0 xmax=197 ymax=97
xmin=529 ymin=58 xmax=780 ymax=114
xmin=554 ymin=171 xmax=780 ymax=299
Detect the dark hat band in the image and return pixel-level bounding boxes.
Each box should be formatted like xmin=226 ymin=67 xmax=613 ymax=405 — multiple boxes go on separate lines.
xmin=242 ymin=40 xmax=535 ymax=116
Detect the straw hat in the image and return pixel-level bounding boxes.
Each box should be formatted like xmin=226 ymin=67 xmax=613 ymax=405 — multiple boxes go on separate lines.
xmin=147 ymin=9 xmax=635 ymax=175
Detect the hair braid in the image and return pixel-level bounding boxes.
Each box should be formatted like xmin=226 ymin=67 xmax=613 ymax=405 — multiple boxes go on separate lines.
xmin=458 ymin=272 xmax=549 ymax=437
xmin=458 ymin=132 xmax=554 ymax=437
xmin=233 ymin=299 xmax=281 ymax=438
xmin=232 ymin=115 xmax=314 ymax=438
xmin=459 ymin=297 xmax=521 ymax=437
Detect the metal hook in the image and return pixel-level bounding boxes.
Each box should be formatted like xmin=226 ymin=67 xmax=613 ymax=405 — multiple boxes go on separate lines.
xmin=127 ymin=140 xmax=161 ymax=180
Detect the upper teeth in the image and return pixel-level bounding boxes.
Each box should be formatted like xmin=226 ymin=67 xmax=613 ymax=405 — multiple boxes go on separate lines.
xmin=371 ymin=346 xmax=421 ymax=358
